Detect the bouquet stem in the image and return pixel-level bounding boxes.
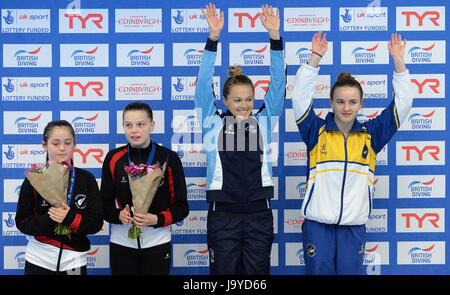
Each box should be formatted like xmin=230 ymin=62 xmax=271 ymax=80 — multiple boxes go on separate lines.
xmin=54 ymin=224 xmax=72 ymax=239
xmin=128 ymin=222 xmax=142 ymax=239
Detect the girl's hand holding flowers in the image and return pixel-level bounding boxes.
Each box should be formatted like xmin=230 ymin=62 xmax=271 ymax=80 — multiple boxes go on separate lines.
xmin=48 ymin=202 xmax=70 ymax=223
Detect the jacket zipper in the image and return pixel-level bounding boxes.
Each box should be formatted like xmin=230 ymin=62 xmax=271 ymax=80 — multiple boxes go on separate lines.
xmin=336 ymin=134 xmax=348 ymax=225
xmin=56 ymin=242 xmax=64 ymax=272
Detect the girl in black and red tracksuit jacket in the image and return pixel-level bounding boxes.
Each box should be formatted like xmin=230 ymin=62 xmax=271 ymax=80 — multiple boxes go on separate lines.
xmin=101 ymin=102 xmax=189 ymax=275
xmin=15 ymin=120 xmax=103 ymax=275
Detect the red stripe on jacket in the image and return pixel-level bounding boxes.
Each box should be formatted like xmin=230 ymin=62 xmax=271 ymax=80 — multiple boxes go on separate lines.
xmin=161 ymin=166 xmax=175 ymax=227
xmin=110 ymin=148 xmax=127 ymax=209
xmin=69 ymin=213 xmax=82 ymax=233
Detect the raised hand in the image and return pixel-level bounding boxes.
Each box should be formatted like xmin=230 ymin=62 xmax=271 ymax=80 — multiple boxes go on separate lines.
xmin=388 ymin=33 xmax=407 ymax=73
xmin=200 ymin=3 xmax=224 ymax=41
xmin=260 ymin=4 xmax=280 ymax=40
xmin=311 ymin=31 xmax=328 ymax=57
xmin=308 ymin=31 xmax=328 ymax=68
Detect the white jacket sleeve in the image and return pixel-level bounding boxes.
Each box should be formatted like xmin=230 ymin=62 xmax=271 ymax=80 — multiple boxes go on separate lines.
xmin=392 ymin=69 xmax=413 ymax=126
xmin=292 ymin=64 xmax=320 ymax=121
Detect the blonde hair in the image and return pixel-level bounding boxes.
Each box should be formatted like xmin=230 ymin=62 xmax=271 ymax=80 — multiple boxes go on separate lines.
xmin=222 ymin=65 xmax=254 ymax=99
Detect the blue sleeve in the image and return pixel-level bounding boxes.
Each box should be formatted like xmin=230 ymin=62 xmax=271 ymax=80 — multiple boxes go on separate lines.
xmin=194 ymin=39 xmax=219 ymax=132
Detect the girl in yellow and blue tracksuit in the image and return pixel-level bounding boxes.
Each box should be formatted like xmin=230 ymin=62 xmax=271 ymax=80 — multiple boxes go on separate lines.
xmin=292 ymin=32 xmax=413 ymax=274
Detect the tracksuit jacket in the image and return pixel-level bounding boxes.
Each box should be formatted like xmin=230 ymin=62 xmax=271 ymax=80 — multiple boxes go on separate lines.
xmin=194 ymin=38 xmax=286 ymax=210
xmin=101 ymin=142 xmax=189 ymax=249
xmin=15 ymin=167 xmax=103 ymax=271
xmin=292 ymin=64 xmax=413 ymax=225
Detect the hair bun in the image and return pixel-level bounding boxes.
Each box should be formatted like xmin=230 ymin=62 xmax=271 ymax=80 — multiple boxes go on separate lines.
xmin=336 ymin=72 xmax=353 ymax=81
xmin=228 ymin=65 xmax=243 ymax=76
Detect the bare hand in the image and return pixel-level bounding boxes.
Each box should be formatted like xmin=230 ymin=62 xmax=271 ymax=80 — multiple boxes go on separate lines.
xmin=119 ymin=204 xmax=132 ymax=225
xmin=201 ymin=3 xmax=224 ymax=41
xmin=48 ymin=202 xmax=70 ymax=223
xmin=133 ymin=213 xmax=158 ymax=229
xmin=388 ymin=33 xmax=407 ymax=73
xmin=311 ymin=31 xmax=328 ymax=56
xmin=260 ymin=4 xmax=280 ymax=40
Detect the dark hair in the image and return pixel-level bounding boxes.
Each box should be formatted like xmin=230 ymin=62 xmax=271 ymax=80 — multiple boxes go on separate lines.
xmin=222 ymin=65 xmax=254 ymax=99
xmin=43 ymin=120 xmax=75 ymax=143
xmin=42 ymin=120 xmax=75 ymax=164
xmin=122 ymin=101 xmax=153 ymax=121
xmin=330 ymin=72 xmax=363 ymax=100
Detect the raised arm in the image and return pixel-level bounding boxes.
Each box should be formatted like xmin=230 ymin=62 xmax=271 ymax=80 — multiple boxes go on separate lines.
xmin=201 ymin=3 xmax=224 ymax=41
xmin=388 ymin=32 xmax=407 ymax=73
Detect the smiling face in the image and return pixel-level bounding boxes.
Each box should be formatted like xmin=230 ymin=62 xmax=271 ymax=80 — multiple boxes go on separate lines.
xmin=223 ymin=84 xmax=254 ymax=120
xmin=123 ymin=110 xmax=155 ymax=148
xmin=42 ymin=126 xmax=76 ymax=163
xmin=330 ymin=86 xmax=363 ymax=127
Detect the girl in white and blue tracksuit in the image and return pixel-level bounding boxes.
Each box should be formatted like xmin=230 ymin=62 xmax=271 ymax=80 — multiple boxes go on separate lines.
xmin=195 ymin=37 xmax=285 ymax=274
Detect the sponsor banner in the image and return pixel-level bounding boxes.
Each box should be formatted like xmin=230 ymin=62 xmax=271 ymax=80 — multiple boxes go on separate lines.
xmin=3 ymin=111 xmax=52 ymax=135
xmin=396 ymin=6 xmax=445 ymax=31
xmin=410 ymin=74 xmax=445 ymax=98
xmin=376 ymin=145 xmax=388 ymax=166
xmin=1 ymin=9 xmax=50 ymax=33
xmin=373 ymin=175 xmax=389 ymax=199
xmin=229 ymin=43 xmax=270 ymax=66
xmin=284 ymin=142 xmax=307 ymax=166
xmin=367 ymin=209 xmax=388 ymax=233
xmin=228 ymin=8 xmax=266 ymax=32
xmin=171 ymin=144 xmax=206 ymax=168
xmin=60 ymin=44 xmax=109 ymax=67
xmin=396 ymin=208 xmax=445 ymax=232
xmin=364 ymin=242 xmax=389 ymax=266
xmin=172 ymin=244 xmax=209 ymax=267
xmin=117 ymin=43 xmax=164 ymax=67
xmin=2 ymin=77 xmax=51 ymax=102
xmin=397 ymin=175 xmax=446 ymax=199
xmin=3 ymin=44 xmax=52 ymax=67
xmin=2 ymin=212 xmax=23 ymax=236
xmin=86 ymin=245 xmax=109 ymax=268
xmin=60 ymin=111 xmax=109 ymax=134
xmin=171 ymin=8 xmax=213 ymax=33
xmin=115 ymin=9 xmax=162 ymax=32
xmin=356 ymin=107 xmax=385 ymax=122
xmin=285 ymin=243 xmax=305 ymax=266
xmin=3 ymin=246 xmax=26 ymax=269
xmin=285 ymin=42 xmax=333 ymax=65
xmin=72 ymin=144 xmax=108 ymax=168
xmin=285 ymin=176 xmax=307 ymax=200
xmin=3 ymin=179 xmax=23 ymax=203
xmin=115 ymin=76 xmax=162 ymax=100
xmin=59 ymin=77 xmax=108 ymax=101
xmin=172 ymin=110 xmax=201 ymax=133
xmin=2 ymin=144 xmax=46 ymax=169
xmin=405 ymin=41 xmax=446 ymax=64
xmin=172 ymin=211 xmax=207 ymax=235
xmin=399 ymin=107 xmax=445 ymax=131
xmin=353 ymin=74 xmax=388 ymax=99
xmin=171 ymin=76 xmax=220 ymax=101
xmin=284 ymin=7 xmax=331 ymax=31
xmin=396 ymin=141 xmax=445 ymax=165
xmin=397 ymin=241 xmax=445 ymax=265
xmin=284 ymin=209 xmax=303 ymax=233
xmin=173 ymin=43 xmax=221 ymax=66
xmin=59 ymin=9 xmax=108 ymax=33
xmin=339 ymin=7 xmax=388 ymax=31
xmin=116 ymin=110 xmax=164 ymax=134
xmin=185 ymin=177 xmax=207 ymax=201
xmin=341 ymin=41 xmax=389 ymax=64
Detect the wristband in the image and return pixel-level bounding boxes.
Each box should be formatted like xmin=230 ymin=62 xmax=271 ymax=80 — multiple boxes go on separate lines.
xmin=312 ymin=51 xmax=323 ymax=58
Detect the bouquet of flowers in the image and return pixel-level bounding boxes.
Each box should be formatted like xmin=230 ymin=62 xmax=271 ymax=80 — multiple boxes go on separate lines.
xmin=26 ymin=161 xmax=73 ymax=238
xmin=125 ymin=162 xmax=166 ymax=239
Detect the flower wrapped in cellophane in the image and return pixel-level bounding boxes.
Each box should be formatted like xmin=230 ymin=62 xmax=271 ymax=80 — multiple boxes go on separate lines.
xmin=124 ymin=162 xmax=166 ymax=239
xmin=26 ymin=161 xmax=73 ymax=238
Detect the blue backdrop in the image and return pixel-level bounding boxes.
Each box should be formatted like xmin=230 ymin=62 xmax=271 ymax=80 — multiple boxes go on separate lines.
xmin=0 ymin=0 xmax=448 ymax=275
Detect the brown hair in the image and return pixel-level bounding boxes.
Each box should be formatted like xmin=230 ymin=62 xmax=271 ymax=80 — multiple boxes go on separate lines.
xmin=222 ymin=65 xmax=254 ymax=99
xmin=42 ymin=120 xmax=75 ymax=164
xmin=123 ymin=101 xmax=153 ymax=121
xmin=330 ymin=72 xmax=363 ymax=100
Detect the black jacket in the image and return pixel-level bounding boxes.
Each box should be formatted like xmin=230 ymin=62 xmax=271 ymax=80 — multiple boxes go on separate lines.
xmin=15 ymin=168 xmax=103 ymax=252
xmin=101 ymin=142 xmax=189 ymax=228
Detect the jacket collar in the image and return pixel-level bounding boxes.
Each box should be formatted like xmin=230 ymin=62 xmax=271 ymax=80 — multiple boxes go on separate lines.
xmin=324 ymin=112 xmax=364 ymax=133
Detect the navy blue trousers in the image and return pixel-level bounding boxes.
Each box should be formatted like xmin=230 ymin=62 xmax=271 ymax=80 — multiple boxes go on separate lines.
xmin=302 ymin=219 xmax=366 ymax=275
xmin=207 ymin=208 xmax=274 ymax=275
